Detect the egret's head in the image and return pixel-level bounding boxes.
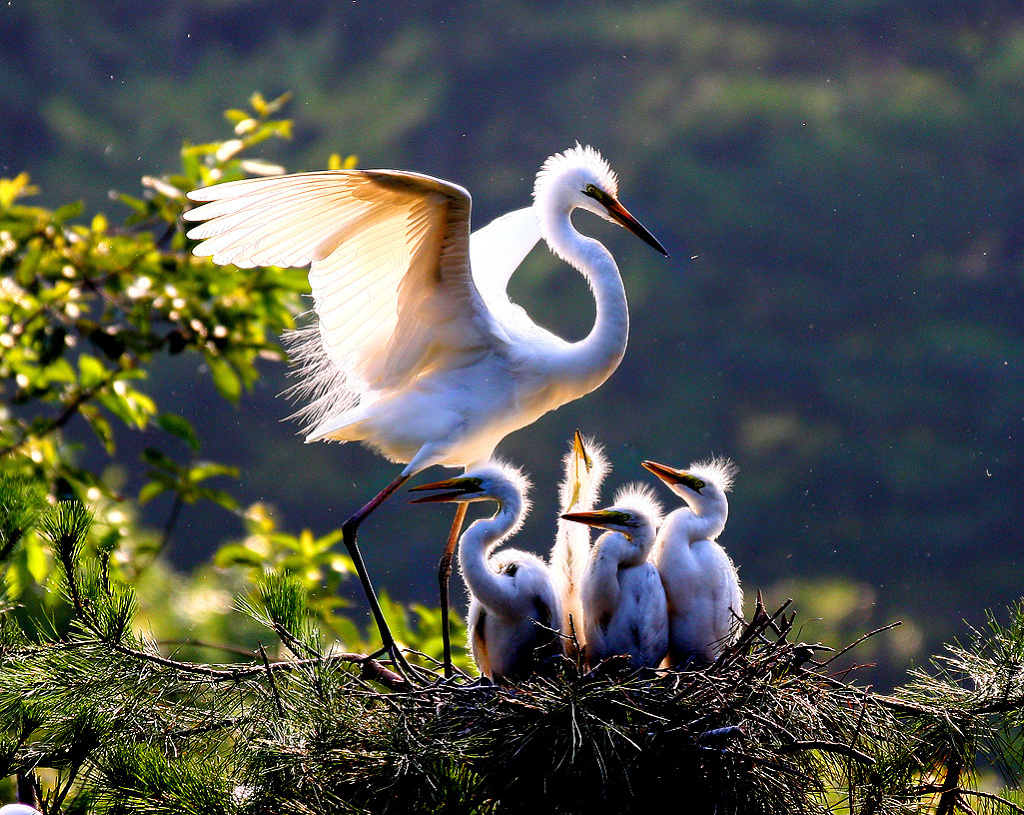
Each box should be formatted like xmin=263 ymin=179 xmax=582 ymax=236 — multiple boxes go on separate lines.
xmin=642 ymin=457 xmax=736 ymax=515
xmin=559 ymin=429 xmax=609 ymax=512
xmin=536 ymin=143 xmax=618 ymax=206
xmin=561 ymin=483 xmax=662 ymax=539
xmin=561 ymin=508 xmax=641 ymax=537
xmin=409 ymin=461 xmax=531 ymax=527
xmin=534 ymin=144 xmax=667 ymax=256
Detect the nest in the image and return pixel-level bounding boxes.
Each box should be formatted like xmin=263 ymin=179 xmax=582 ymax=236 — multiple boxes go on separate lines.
xmin=232 ymin=597 xmax=897 ymax=815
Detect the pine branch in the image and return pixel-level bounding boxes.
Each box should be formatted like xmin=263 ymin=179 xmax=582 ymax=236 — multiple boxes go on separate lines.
xmin=103 ymin=639 xmax=411 ymax=691
xmin=259 ymin=642 xmax=285 ymax=717
xmin=959 ymin=788 xmax=1024 ymax=814
xmin=822 ymin=622 xmax=903 ymax=667
xmin=775 ymin=739 xmax=875 ymax=765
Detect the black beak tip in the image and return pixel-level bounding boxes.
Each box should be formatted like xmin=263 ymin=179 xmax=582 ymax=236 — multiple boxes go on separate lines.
xmin=636 ymin=227 xmax=669 ymax=257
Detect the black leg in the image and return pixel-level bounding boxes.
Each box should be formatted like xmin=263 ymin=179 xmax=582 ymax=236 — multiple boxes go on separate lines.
xmin=342 ymin=473 xmax=413 ymax=677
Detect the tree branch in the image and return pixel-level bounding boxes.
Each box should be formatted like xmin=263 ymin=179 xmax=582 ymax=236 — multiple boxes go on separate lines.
xmin=775 ymin=739 xmax=875 ymax=765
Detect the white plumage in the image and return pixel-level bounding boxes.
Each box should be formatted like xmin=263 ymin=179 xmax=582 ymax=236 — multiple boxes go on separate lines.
xmin=562 ymin=484 xmax=668 ymax=671
xmin=548 ymin=430 xmax=609 ymax=655
xmin=184 ymin=146 xmax=666 ymax=476
xmin=643 ymin=458 xmax=743 ymax=665
xmin=411 ymin=462 xmax=562 ymax=683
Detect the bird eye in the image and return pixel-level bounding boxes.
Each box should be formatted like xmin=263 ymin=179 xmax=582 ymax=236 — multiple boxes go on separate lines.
xmin=585 ymin=184 xmax=597 ymax=194
xmin=583 ymin=183 xmax=602 ymax=200
xmin=680 ymin=474 xmax=706 ymax=494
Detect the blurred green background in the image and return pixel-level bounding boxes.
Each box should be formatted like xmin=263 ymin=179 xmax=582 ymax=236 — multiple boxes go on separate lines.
xmin=3 ymin=0 xmax=1022 ymax=687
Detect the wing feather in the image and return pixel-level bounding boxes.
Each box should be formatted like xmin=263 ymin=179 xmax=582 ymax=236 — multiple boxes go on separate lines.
xmin=186 ymin=170 xmax=500 ymax=434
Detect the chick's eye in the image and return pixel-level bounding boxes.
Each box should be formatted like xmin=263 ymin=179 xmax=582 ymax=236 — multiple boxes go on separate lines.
xmin=585 ymin=184 xmax=597 ymax=194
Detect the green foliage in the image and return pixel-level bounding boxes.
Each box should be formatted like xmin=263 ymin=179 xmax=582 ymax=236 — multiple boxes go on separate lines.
xmin=0 ymin=91 xmax=304 ymax=469
xmin=880 ymin=602 xmax=1024 ymax=812
xmin=0 ymin=93 xmax=306 ymax=612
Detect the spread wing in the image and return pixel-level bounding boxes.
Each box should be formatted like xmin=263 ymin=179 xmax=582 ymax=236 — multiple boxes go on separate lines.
xmin=185 ymin=170 xmax=499 ymax=421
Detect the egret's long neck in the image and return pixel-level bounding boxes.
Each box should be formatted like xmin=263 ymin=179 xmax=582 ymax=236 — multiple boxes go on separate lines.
xmin=674 ymin=503 xmax=727 ymax=543
xmin=619 ymin=523 xmax=658 ymax=566
xmin=541 ymin=209 xmax=629 ymax=394
xmin=590 ymin=521 xmax=656 ymax=570
xmin=458 ymin=493 xmax=523 ymax=610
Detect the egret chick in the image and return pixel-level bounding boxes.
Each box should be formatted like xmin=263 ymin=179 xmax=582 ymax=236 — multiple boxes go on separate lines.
xmin=411 ymin=462 xmax=562 ymax=684
xmin=184 ymin=146 xmax=668 ymax=672
xmin=549 ymin=430 xmax=609 ymax=655
xmin=642 ymin=458 xmax=742 ymax=665
xmin=562 ymin=485 xmax=667 ymax=672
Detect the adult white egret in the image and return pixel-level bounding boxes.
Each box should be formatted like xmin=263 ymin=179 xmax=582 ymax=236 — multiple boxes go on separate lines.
xmin=548 ymin=430 xmax=608 ymax=656
xmin=642 ymin=458 xmax=743 ymax=665
xmin=183 ymin=145 xmax=667 ymax=672
xmin=410 ymin=462 xmax=562 ymax=684
xmin=562 ymin=485 xmax=668 ymax=672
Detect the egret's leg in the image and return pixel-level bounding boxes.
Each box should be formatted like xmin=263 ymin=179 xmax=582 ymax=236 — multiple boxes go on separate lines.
xmin=342 ymin=473 xmax=413 ymax=676
xmin=437 ymin=502 xmax=469 ymax=679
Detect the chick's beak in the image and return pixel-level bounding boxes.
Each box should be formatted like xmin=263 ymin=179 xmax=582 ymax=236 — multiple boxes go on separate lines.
xmin=641 ymin=459 xmax=687 ymax=485
xmin=560 ymin=509 xmax=612 ymax=529
xmin=409 ymin=477 xmax=473 ymax=504
xmin=572 ymin=428 xmax=592 ymax=472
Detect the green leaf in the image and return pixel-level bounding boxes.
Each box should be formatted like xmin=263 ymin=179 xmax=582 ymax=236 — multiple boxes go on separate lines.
xmin=213 ymin=544 xmax=266 ymax=569
xmin=79 ymin=404 xmax=115 ymax=455
xmin=223 ymin=108 xmax=249 ymax=124
xmin=96 ymin=385 xmax=153 ymax=430
xmin=192 ymin=486 xmax=239 ymax=511
xmin=137 ymin=481 xmax=166 ymax=505
xmin=188 ymin=462 xmax=238 ymax=483
xmin=52 ymin=201 xmax=84 ymax=224
xmin=78 ymin=355 xmax=108 ymax=389
xmin=263 ymin=91 xmax=293 ymax=115
xmin=141 ymin=447 xmax=180 ymax=472
xmin=156 ymin=413 xmax=200 ymax=452
xmin=0 ymin=172 xmax=39 ymax=208
xmin=250 ymin=91 xmax=268 ymax=116
xmin=206 ymin=355 xmax=242 ymax=402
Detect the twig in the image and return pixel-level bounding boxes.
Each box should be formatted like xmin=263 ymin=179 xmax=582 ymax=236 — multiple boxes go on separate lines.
xmin=722 ymin=599 xmax=794 ymax=663
xmin=272 ymin=622 xmax=320 ymax=661
xmin=104 ymin=640 xmax=412 ymax=691
xmin=821 ymin=621 xmax=902 ymax=667
xmin=0 ymin=364 xmax=128 ymax=460
xmin=260 ymin=642 xmax=286 ymax=717
xmin=935 ymin=749 xmax=964 ymax=815
xmin=958 ymin=788 xmax=1024 ymax=814
xmin=775 ymin=739 xmax=875 ymax=765
xmin=161 ymin=718 xmax=241 ymax=740
xmin=159 ymin=639 xmax=257 ymax=658
xmin=155 ymin=490 xmax=184 ymax=560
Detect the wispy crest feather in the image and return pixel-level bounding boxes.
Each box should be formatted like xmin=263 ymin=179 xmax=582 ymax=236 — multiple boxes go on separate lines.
xmin=688 ymin=456 xmax=738 ymax=494
xmin=533 ymin=143 xmax=619 ymax=202
xmin=611 ymin=482 xmax=665 ymax=527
